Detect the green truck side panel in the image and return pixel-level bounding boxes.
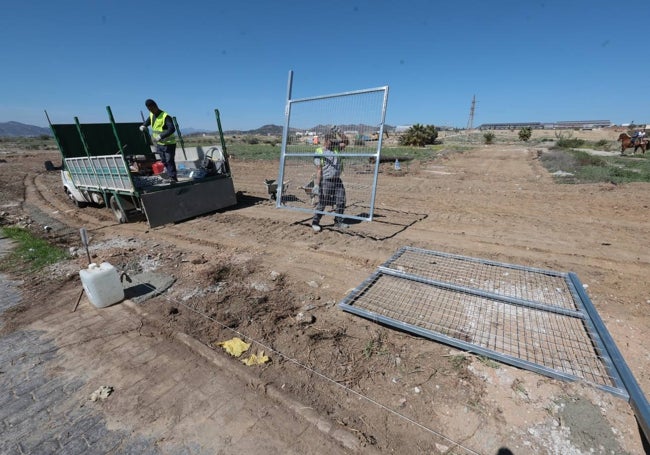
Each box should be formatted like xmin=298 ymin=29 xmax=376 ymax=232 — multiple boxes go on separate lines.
xmin=141 ymin=177 xmax=237 ymax=228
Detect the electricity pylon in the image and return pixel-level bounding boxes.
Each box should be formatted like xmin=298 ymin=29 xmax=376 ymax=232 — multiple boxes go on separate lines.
xmin=466 ymin=95 xmax=476 ymax=131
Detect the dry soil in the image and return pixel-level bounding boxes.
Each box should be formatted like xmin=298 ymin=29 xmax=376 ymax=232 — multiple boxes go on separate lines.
xmin=1 ymin=131 xmax=648 ymax=455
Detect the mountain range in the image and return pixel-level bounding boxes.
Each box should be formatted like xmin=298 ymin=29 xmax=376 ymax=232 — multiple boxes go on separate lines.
xmin=0 ymin=121 xmax=286 ymax=138
xmin=0 ymin=121 xmax=395 ymax=138
xmin=0 ymin=121 xmax=52 ymax=137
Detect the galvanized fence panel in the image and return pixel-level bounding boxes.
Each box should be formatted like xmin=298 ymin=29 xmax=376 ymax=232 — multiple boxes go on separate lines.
xmin=277 ymin=77 xmax=388 ymax=223
xmin=340 ymin=246 xmax=632 ymax=399
xmin=65 ymin=155 xmax=133 ymax=192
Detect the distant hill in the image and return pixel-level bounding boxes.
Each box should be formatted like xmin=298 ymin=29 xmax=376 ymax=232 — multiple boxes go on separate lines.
xmin=0 ymin=121 xmax=397 ymax=138
xmin=0 ymin=121 xmax=52 ymax=137
xmin=223 ymin=124 xmax=397 ymax=136
xmin=222 ymin=124 xmax=285 ymax=136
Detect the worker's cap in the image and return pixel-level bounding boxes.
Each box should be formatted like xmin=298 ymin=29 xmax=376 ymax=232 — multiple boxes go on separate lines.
xmin=145 ymin=99 xmax=157 ymax=108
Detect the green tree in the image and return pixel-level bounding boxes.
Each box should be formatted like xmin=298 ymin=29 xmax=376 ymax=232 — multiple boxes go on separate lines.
xmin=518 ymin=127 xmax=532 ymax=142
xmin=399 ymin=124 xmax=438 ymax=147
xmin=483 ymin=132 xmax=495 ymax=144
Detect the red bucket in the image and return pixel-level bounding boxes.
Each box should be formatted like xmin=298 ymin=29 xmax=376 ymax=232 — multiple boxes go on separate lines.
xmin=152 ymin=161 xmax=164 ymax=175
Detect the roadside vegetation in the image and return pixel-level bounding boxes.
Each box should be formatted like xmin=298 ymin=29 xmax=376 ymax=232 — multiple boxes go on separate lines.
xmin=398 ymin=124 xmax=438 ymax=147
xmin=535 ymin=129 xmax=650 ymax=183
xmin=539 ymin=146 xmax=650 ymax=184
xmin=483 ymin=132 xmax=495 ymax=144
xmin=0 ymin=227 xmax=68 ymax=273
xmin=518 ymin=127 xmax=532 ymax=142
xmin=190 ymin=129 xmax=456 ymax=162
xmin=6 ymin=130 xmax=650 ymax=185
xmin=0 ymin=135 xmax=58 ymax=151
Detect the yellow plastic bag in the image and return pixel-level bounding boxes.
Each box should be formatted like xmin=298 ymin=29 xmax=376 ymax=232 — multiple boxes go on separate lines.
xmin=242 ymin=351 xmax=270 ymax=366
xmin=217 ymin=337 xmax=250 ymax=357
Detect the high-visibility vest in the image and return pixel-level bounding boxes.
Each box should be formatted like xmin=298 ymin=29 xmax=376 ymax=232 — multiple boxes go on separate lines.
xmin=150 ymin=111 xmax=176 ymax=145
xmin=314 ymin=148 xmax=343 ymax=179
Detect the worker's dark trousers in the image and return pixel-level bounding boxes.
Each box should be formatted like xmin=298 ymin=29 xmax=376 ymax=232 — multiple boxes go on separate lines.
xmin=312 ymin=177 xmax=346 ymax=226
xmin=157 ymin=144 xmax=177 ymax=180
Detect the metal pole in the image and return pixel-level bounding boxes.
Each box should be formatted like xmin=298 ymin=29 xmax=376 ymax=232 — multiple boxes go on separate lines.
xmin=276 ymin=70 xmax=294 ymax=206
xmin=105 ymin=106 xmax=126 ymax=155
xmin=45 ymin=110 xmax=66 ymax=164
xmin=79 ymin=227 xmax=91 ymax=264
xmin=105 ymin=106 xmax=135 ymax=191
xmin=214 ymin=109 xmax=230 ymax=175
xmin=568 ymin=272 xmax=650 ymax=444
xmin=172 ymin=116 xmax=187 ymax=160
xmin=368 ymin=86 xmax=389 ymax=222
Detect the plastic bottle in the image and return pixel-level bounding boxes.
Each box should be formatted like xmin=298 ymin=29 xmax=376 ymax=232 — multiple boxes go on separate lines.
xmin=394 ymin=158 xmax=401 ymax=170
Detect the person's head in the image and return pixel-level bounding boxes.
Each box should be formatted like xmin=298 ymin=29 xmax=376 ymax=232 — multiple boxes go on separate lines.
xmin=145 ymin=99 xmax=160 ymax=114
xmin=324 ymin=132 xmax=342 ymax=150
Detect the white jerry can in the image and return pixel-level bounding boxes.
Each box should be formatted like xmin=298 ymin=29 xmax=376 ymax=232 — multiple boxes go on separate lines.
xmin=79 ymin=262 xmax=125 ymax=308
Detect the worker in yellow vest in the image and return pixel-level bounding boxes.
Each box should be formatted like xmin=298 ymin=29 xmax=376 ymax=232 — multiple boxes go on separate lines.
xmin=139 ymin=99 xmax=177 ymax=182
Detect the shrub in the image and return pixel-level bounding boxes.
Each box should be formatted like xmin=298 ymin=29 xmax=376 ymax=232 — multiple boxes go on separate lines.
xmin=573 ymin=150 xmax=605 ymax=167
xmin=518 ymin=127 xmax=532 ymax=142
xmin=556 ymin=137 xmax=585 ymax=149
xmin=483 ymin=132 xmax=495 ymax=144
xmin=399 ymin=124 xmax=438 ymax=147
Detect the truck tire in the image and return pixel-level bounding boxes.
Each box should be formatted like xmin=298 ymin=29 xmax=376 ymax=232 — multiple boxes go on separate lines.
xmin=109 ymin=195 xmax=128 ymax=224
xmin=65 ymin=188 xmax=87 ymax=208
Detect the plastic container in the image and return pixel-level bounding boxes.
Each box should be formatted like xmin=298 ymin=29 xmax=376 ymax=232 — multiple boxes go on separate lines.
xmin=79 ymin=262 xmax=125 ymax=308
xmin=190 ymin=169 xmax=207 ymax=179
xmin=152 ymin=161 xmax=164 ymax=175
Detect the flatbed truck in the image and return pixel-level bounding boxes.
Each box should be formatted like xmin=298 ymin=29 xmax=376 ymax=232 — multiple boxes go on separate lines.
xmin=48 ymin=106 xmax=237 ymax=228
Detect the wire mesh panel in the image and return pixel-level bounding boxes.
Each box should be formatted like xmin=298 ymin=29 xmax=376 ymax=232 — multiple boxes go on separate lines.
xmin=382 ymin=246 xmax=579 ymax=313
xmin=277 ymin=77 xmax=388 ymax=223
xmin=340 ymin=246 xmax=629 ymax=398
xmin=65 ymin=155 xmax=133 ymax=192
xmin=65 ymin=158 xmax=97 ymax=188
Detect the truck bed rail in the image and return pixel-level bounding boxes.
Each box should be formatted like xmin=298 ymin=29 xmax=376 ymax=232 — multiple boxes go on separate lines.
xmin=65 ymin=155 xmax=134 ymax=193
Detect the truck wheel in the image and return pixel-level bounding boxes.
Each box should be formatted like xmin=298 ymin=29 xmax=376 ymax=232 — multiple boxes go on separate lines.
xmin=66 ymin=188 xmax=87 ymax=208
xmin=109 ymin=195 xmax=128 ymax=224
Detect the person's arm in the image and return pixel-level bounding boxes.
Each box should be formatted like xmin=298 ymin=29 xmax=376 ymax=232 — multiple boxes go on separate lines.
xmin=315 ymin=164 xmax=322 ymax=184
xmin=312 ymin=158 xmax=322 ymax=195
xmin=139 ymin=116 xmax=151 ymax=131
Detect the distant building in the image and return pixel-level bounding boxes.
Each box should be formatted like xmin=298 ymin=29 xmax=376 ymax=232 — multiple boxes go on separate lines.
xmin=554 ymin=120 xmax=611 ymax=129
xmin=478 ymin=122 xmax=543 ymax=130
xmin=478 ymin=120 xmax=612 ymax=130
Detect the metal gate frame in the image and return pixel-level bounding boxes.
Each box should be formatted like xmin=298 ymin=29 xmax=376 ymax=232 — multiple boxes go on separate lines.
xmin=276 ymin=70 xmax=389 ymax=222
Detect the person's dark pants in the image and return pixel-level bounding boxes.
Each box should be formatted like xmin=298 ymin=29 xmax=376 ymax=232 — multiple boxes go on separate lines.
xmin=312 ymin=178 xmax=346 ymax=226
xmin=157 ymin=143 xmax=177 ymax=180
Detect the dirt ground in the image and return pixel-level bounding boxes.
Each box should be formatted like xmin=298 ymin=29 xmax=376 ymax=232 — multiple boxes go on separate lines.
xmin=1 ymin=129 xmax=649 ymax=454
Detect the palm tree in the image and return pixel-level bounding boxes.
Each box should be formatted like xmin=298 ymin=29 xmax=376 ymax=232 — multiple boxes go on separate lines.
xmin=399 ymin=124 xmax=438 ymax=147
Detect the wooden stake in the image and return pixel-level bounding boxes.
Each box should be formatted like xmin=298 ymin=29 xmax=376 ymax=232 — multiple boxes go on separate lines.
xmin=72 ymin=288 xmax=84 ymax=312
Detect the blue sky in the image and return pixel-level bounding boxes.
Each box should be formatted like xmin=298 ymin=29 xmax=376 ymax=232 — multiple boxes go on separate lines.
xmin=2 ymin=0 xmax=649 ymax=131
